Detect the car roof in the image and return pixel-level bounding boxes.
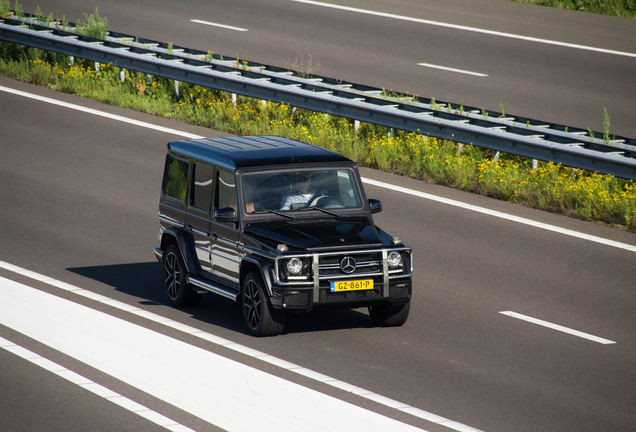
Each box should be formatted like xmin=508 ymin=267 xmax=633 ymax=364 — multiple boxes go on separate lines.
xmin=167 ymin=136 xmax=352 ymax=170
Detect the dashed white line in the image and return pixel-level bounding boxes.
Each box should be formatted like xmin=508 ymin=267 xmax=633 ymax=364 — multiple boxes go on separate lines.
xmin=290 ymin=0 xmax=636 ymax=59
xmin=0 ymin=260 xmax=483 ymax=432
xmin=500 ymin=311 xmax=616 ymax=344
xmin=417 ymin=63 xmax=487 ymax=77
xmin=191 ymin=19 xmax=248 ymax=32
xmin=0 ymin=336 xmax=195 ymax=432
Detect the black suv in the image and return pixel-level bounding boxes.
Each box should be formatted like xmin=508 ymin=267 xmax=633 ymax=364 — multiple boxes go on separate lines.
xmin=154 ymin=136 xmax=413 ymax=336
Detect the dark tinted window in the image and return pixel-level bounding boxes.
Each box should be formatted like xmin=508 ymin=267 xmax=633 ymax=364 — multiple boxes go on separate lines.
xmin=164 ymin=156 xmax=189 ymax=202
xmin=191 ymin=163 xmax=214 ymax=211
xmin=216 ymin=170 xmax=237 ymax=211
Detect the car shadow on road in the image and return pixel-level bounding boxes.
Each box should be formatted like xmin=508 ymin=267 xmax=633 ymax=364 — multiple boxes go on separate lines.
xmin=68 ymin=262 xmax=375 ymax=335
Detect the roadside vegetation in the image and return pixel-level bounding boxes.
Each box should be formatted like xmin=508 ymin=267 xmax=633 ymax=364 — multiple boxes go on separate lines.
xmin=505 ymin=0 xmax=636 ymax=18
xmin=1 ymin=4 xmax=635 ymax=232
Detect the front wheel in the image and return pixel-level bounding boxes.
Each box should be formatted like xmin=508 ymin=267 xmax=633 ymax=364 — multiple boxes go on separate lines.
xmin=242 ymin=272 xmax=285 ymax=336
xmin=368 ymin=301 xmax=410 ymax=327
xmin=163 ymin=244 xmax=201 ymax=307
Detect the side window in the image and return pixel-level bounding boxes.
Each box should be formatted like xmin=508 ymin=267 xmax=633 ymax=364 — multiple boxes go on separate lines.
xmin=216 ymin=170 xmax=237 ymax=211
xmin=191 ymin=163 xmax=214 ymax=211
xmin=164 ymin=156 xmax=189 ymax=202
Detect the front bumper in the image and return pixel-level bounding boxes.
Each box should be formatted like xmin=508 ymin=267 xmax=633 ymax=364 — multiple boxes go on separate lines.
xmin=269 ymin=276 xmax=412 ymax=311
xmin=269 ymin=247 xmax=412 ymax=311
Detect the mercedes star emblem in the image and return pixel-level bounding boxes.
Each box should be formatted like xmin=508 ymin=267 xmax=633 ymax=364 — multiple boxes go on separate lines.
xmin=340 ymin=256 xmax=357 ymax=274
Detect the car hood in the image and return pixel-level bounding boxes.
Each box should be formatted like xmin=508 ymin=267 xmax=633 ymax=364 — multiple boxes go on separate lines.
xmin=244 ymin=218 xmax=384 ymax=250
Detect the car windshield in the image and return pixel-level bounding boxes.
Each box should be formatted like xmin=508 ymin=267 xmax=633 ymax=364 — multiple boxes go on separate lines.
xmin=242 ymin=168 xmax=363 ymax=214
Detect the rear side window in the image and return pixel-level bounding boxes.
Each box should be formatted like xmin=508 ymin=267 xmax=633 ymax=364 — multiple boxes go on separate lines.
xmin=164 ymin=155 xmax=189 ymax=202
xmin=191 ymin=163 xmax=214 ymax=211
xmin=216 ymin=170 xmax=237 ymax=211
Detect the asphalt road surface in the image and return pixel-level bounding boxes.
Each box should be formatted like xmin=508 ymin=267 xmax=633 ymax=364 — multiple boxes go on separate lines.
xmin=27 ymin=0 xmax=636 ymax=139
xmin=1 ymin=73 xmax=636 ymax=432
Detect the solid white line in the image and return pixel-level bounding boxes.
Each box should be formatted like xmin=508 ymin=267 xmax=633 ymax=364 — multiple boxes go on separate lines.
xmin=0 ymin=260 xmax=482 ymax=432
xmin=0 ymin=86 xmax=204 ymax=139
xmin=290 ymin=0 xmax=636 ymax=59
xmin=2 ymin=84 xmax=634 ymax=254
xmin=418 ymin=63 xmax=487 ymax=77
xmin=0 ymin=335 xmax=195 ymax=432
xmin=0 ymin=276 xmax=425 ymax=432
xmin=361 ymin=178 xmax=636 ymax=254
xmin=499 ymin=311 xmax=616 ymax=344
xmin=190 ymin=19 xmax=248 ymax=32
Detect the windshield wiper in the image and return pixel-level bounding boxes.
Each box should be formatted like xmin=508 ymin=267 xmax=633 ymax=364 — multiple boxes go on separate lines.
xmin=294 ymin=206 xmax=340 ymax=217
xmin=254 ymin=209 xmax=295 ymax=219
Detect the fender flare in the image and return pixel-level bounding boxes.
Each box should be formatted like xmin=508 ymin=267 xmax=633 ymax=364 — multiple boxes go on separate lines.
xmin=241 ymin=255 xmax=275 ymax=297
xmin=160 ymin=228 xmax=198 ymax=275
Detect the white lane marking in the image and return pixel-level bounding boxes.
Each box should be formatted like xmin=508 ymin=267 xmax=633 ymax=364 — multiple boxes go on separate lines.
xmin=191 ymin=19 xmax=248 ymax=32
xmin=0 ymin=86 xmax=203 ymax=139
xmin=2 ymin=85 xmax=632 ymax=251
xmin=362 ymin=178 xmax=636 ymax=254
xmin=417 ymin=63 xmax=487 ymax=77
xmin=0 ymin=261 xmax=481 ymax=432
xmin=290 ymin=0 xmax=636 ymax=59
xmin=0 ymin=335 xmax=195 ymax=432
xmin=0 ymin=277 xmax=426 ymax=432
xmin=499 ymin=311 xmax=616 ymax=344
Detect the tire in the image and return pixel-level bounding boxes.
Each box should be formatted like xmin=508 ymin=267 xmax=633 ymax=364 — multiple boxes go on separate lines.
xmin=242 ymin=272 xmax=285 ymax=336
xmin=368 ymin=301 xmax=410 ymax=327
xmin=163 ymin=244 xmax=201 ymax=307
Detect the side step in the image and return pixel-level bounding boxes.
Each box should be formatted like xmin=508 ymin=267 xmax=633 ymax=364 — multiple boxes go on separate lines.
xmin=187 ymin=275 xmax=239 ymax=301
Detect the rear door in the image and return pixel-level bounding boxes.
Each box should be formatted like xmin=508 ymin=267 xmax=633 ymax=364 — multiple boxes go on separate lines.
xmin=185 ymin=162 xmax=214 ymax=275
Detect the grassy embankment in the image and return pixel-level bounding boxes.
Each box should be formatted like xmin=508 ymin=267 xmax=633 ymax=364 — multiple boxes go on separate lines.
xmin=1 ymin=4 xmax=635 ymax=231
xmin=506 ymin=0 xmax=636 ymax=18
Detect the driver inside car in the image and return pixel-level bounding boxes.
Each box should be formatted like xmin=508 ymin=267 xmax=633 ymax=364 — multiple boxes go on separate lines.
xmin=280 ymin=172 xmax=323 ymax=210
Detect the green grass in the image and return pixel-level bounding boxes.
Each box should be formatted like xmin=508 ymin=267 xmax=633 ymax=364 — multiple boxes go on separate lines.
xmin=1 ymin=39 xmax=635 ymax=232
xmin=505 ymin=0 xmax=636 ymax=18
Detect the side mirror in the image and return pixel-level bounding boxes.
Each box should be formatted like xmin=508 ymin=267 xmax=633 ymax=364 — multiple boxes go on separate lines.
xmin=214 ymin=207 xmax=237 ymax=222
xmin=368 ymin=199 xmax=382 ymax=214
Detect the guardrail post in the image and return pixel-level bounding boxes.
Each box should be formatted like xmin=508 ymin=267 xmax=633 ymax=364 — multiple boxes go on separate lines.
xmin=175 ymin=80 xmax=180 ymax=98
xmin=95 ymin=62 xmax=100 ymax=75
xmin=494 ymin=151 xmax=500 ymax=161
xmin=120 ymin=68 xmax=125 ymax=83
xmin=354 ymin=120 xmax=360 ymax=136
xmin=532 ymin=159 xmax=538 ymax=170
xmin=232 ymin=93 xmax=237 ymax=108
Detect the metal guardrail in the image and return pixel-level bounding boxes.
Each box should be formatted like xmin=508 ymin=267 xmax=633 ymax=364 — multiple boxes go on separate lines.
xmin=1 ymin=15 xmax=635 ymax=180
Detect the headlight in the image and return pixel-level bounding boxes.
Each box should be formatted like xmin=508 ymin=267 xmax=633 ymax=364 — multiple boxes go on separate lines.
xmin=287 ymin=257 xmax=303 ymax=275
xmin=387 ymin=251 xmax=402 ymax=268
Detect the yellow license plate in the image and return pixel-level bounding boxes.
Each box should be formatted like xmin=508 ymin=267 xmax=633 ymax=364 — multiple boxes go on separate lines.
xmin=330 ymin=279 xmax=374 ymax=292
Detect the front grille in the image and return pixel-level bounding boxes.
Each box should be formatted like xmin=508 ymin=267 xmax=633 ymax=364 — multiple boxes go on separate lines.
xmin=318 ymin=252 xmax=382 ymax=277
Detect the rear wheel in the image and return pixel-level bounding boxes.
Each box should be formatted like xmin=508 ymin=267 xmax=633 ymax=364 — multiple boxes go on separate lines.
xmin=368 ymin=301 xmax=410 ymax=327
xmin=163 ymin=244 xmax=201 ymax=307
xmin=242 ymin=272 xmax=285 ymax=336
